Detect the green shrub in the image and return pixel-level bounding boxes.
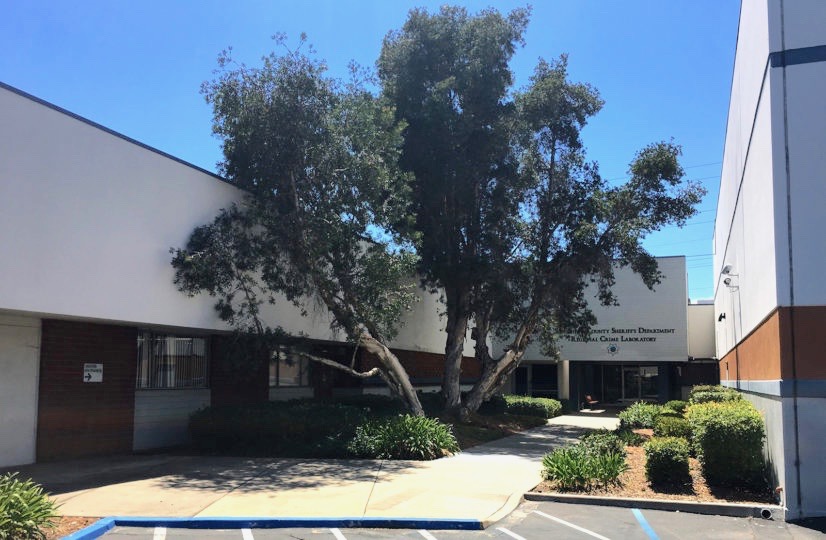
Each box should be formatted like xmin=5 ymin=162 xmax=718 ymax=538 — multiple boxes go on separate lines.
xmin=542 ymin=447 xmax=591 ymax=490
xmin=618 ymin=402 xmax=663 ymax=429
xmin=0 ymin=473 xmax=59 ymax=540
xmin=347 ymin=414 xmax=459 ymax=460
xmin=664 ymin=400 xmax=688 ymax=415
xmin=644 ymin=437 xmax=690 ymax=484
xmin=614 ymin=427 xmax=646 ymax=446
xmin=542 ymin=445 xmax=627 ymax=490
xmin=503 ymin=395 xmax=563 ymax=418
xmin=189 ymin=400 xmax=370 ymax=457
xmin=654 ymin=415 xmax=692 ymax=440
xmin=689 ymin=385 xmax=743 ymax=404
xmin=416 ymin=391 xmax=509 ymax=416
xmin=332 ymin=394 xmax=407 ymax=416
xmin=477 ymin=393 xmax=508 ymax=415
xmin=686 ymin=400 xmax=765 ymax=487
xmin=580 ymin=430 xmax=626 ymax=458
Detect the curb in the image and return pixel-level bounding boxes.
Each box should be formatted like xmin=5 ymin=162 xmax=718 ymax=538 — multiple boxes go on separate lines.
xmin=481 ymin=490 xmax=526 ymax=528
xmin=524 ymin=492 xmax=785 ymax=520
xmin=61 ymin=518 xmax=115 ymax=540
xmin=61 ymin=516 xmax=484 ymax=539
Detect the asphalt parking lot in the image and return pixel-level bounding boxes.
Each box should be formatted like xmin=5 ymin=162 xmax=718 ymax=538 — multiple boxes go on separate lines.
xmin=97 ymin=501 xmax=825 ymax=540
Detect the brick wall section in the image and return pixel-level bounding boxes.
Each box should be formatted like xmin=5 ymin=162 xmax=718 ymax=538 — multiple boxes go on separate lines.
xmin=360 ymin=348 xmax=481 ymax=382
xmin=210 ymin=335 xmax=269 ymax=407
xmin=37 ymin=320 xmax=137 ymax=461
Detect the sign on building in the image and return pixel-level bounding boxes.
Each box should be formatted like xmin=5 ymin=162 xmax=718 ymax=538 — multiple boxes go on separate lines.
xmin=83 ymin=363 xmax=103 ymax=383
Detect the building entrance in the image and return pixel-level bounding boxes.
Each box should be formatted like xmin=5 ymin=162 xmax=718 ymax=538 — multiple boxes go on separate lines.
xmin=602 ymin=364 xmax=658 ymax=402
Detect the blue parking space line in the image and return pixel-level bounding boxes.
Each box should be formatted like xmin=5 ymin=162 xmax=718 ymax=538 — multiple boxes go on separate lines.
xmin=631 ymin=509 xmax=659 ymax=540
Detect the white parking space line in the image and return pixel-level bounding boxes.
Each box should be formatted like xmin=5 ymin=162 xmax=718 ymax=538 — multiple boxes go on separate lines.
xmin=496 ymin=527 xmax=526 ymax=540
xmin=330 ymin=528 xmax=347 ymax=540
xmin=241 ymin=528 xmax=255 ymax=540
xmin=418 ymin=530 xmax=438 ymax=540
xmin=153 ymin=527 xmax=167 ymax=540
xmin=533 ymin=510 xmax=611 ymax=540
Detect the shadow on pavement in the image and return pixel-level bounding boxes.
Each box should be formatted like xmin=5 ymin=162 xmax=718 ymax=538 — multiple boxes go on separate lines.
xmin=8 ymin=454 xmax=424 ymax=495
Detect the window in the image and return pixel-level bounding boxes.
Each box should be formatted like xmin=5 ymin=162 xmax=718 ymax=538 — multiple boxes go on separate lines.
xmin=269 ymin=345 xmax=310 ymax=387
xmin=136 ymin=332 xmax=209 ymax=389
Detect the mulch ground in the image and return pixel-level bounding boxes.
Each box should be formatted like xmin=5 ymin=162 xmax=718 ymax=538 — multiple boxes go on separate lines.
xmin=532 ymin=433 xmax=777 ymax=505
xmin=45 ymin=516 xmax=99 ymax=539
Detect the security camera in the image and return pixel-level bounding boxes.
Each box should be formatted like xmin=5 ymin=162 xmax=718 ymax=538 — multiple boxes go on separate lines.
xmin=723 ymin=277 xmax=732 ymax=286
xmin=721 ymin=264 xmax=735 ymax=275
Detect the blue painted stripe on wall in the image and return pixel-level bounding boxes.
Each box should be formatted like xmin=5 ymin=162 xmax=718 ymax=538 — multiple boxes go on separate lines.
xmin=721 ymin=379 xmax=826 ymax=398
xmin=770 ymin=45 xmax=826 ymax=68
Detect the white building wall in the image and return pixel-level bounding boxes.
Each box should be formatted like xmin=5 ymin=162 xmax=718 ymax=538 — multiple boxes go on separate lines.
xmin=390 ymin=282 xmax=475 ymax=356
xmin=687 ymin=304 xmax=715 ymax=359
xmin=714 ymin=0 xmax=780 ymax=357
xmin=132 ymin=389 xmax=210 ymax=451
xmin=0 ymin=85 xmax=242 ymax=332
xmin=0 ymin=314 xmax=40 ymax=467
xmin=523 ymin=257 xmax=689 ymax=364
xmin=773 ymin=0 xmax=826 ymax=50
xmin=715 ymin=0 xmax=826 ymax=520
xmin=0 ymin=84 xmax=463 ymax=356
xmin=784 ymin=61 xmax=826 ymax=306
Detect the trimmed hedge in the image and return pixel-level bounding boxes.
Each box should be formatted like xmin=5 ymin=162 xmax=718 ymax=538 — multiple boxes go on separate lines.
xmin=347 ymin=415 xmax=459 ymax=460
xmin=618 ymin=402 xmax=663 ymax=429
xmin=503 ymin=395 xmax=563 ymax=419
xmin=644 ymin=437 xmax=690 ymax=484
xmin=580 ymin=430 xmax=626 ymax=458
xmin=664 ymin=400 xmax=688 ymax=415
xmin=654 ymin=415 xmax=692 ymax=440
xmin=189 ymin=400 xmax=371 ymax=457
xmin=0 ymin=473 xmax=58 ymax=540
xmin=686 ymin=400 xmax=765 ymax=487
xmin=688 ymin=385 xmax=743 ymax=404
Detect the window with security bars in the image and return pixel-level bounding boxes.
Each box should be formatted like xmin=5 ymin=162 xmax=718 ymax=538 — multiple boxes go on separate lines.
xmin=136 ymin=331 xmax=209 ymax=389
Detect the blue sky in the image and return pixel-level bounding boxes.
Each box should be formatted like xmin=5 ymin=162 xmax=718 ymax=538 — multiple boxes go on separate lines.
xmin=2 ymin=1 xmax=741 ymax=300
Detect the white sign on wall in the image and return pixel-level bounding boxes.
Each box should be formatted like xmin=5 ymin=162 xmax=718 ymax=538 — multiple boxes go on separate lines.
xmin=83 ymin=363 xmax=103 ymax=383
xmin=516 ymin=257 xmax=689 ymax=363
xmin=557 ymin=258 xmax=688 ymax=363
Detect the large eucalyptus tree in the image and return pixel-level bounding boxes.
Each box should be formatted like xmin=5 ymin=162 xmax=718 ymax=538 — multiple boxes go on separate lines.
xmin=379 ymin=7 xmax=704 ymax=416
xmin=172 ymin=38 xmax=424 ymax=415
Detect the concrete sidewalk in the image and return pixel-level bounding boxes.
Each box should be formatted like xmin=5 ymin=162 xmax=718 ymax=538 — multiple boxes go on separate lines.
xmin=14 ymin=414 xmax=617 ymax=525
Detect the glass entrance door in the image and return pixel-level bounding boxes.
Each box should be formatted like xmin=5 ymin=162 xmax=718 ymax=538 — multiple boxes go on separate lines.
xmin=622 ymin=366 xmax=641 ymax=401
xmin=600 ymin=364 xmax=660 ymax=402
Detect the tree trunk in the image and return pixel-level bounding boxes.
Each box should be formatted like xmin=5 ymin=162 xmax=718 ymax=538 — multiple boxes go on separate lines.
xmin=463 ymin=349 xmax=521 ymax=415
xmin=360 ymin=335 xmax=425 ymax=416
xmin=442 ymin=287 xmax=470 ymax=412
xmin=462 ymin=307 xmax=538 ymax=417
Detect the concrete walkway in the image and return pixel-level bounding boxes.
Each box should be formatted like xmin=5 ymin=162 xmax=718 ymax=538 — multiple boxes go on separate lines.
xmin=14 ymin=414 xmax=618 ymax=525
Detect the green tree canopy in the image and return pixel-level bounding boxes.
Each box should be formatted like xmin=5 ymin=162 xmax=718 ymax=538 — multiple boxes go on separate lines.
xmin=172 ymin=38 xmax=424 ymax=414
xmin=379 ymin=7 xmax=705 ymax=415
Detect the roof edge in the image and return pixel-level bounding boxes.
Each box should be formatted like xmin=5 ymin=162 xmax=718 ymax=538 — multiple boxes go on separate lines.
xmin=0 ymin=80 xmax=231 ymax=185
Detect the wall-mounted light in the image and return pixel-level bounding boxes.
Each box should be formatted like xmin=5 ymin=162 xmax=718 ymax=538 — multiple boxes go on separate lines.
xmin=718 ymin=313 xmax=726 ymax=322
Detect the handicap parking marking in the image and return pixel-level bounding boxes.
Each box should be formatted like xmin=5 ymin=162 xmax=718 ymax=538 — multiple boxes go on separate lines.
xmin=418 ymin=530 xmax=438 ymax=539
xmin=631 ymin=509 xmax=659 ymax=540
xmin=495 ymin=527 xmax=526 ymax=540
xmin=533 ymin=510 xmax=612 ymax=540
